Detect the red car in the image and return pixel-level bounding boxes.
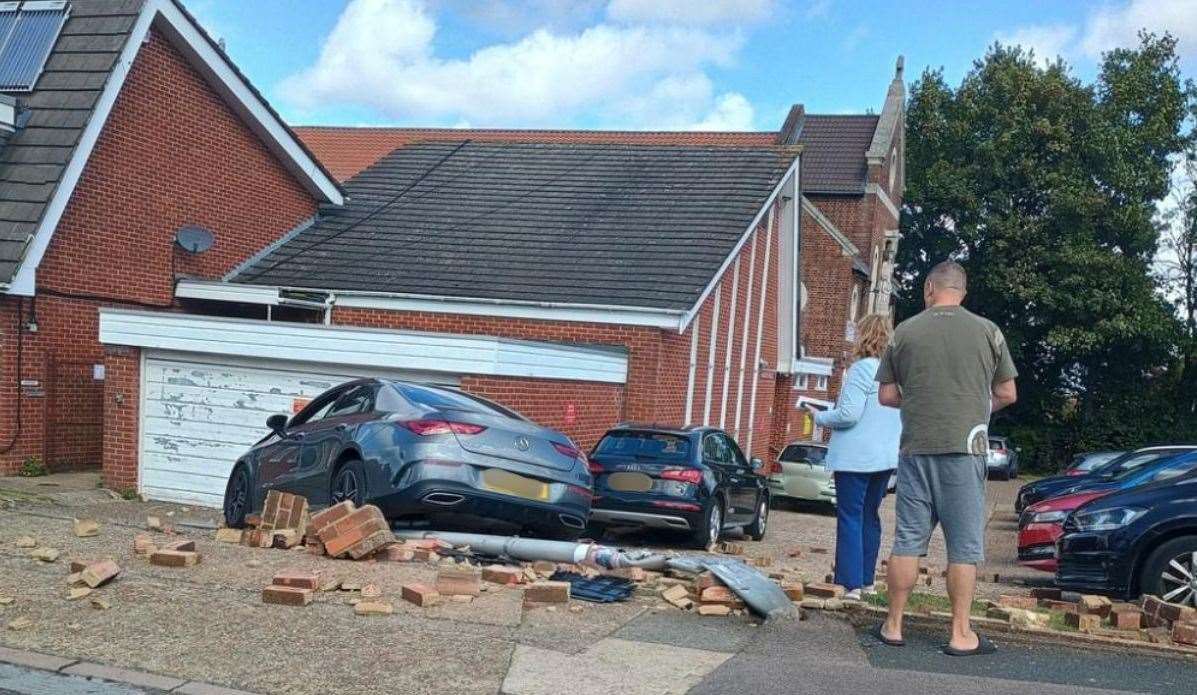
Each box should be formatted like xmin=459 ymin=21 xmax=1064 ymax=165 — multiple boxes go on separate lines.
xmin=1017 ymin=490 xmax=1107 ymax=571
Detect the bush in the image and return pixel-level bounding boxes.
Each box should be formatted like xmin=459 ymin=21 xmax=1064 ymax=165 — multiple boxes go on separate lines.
xmin=17 ymin=456 xmax=47 ymax=477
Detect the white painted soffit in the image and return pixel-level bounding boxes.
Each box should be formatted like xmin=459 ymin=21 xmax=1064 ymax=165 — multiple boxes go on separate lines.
xmin=173 ymin=279 xmax=686 ymax=330
xmin=98 ymin=308 xmax=629 ymax=384
xmin=792 ymin=356 xmax=834 ymax=376
xmin=5 ymin=0 xmax=343 ymax=297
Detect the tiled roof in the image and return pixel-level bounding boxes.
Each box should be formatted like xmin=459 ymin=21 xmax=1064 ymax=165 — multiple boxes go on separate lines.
xmin=233 ymin=140 xmax=796 ymax=311
xmin=294 ymin=126 xmax=777 ymax=182
xmin=0 ymin=0 xmax=145 ymax=284
xmin=796 ymin=115 xmax=880 ymax=195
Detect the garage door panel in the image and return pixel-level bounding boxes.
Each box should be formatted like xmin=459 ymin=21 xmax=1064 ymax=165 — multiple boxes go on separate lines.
xmin=143 ymin=382 xmax=298 ymax=414
xmin=141 ymin=432 xmax=250 ymax=463
xmin=140 ymin=484 xmax=224 ymax=508
xmin=143 ymin=400 xmax=282 ymax=430
xmin=147 ymin=362 xmax=349 ymax=396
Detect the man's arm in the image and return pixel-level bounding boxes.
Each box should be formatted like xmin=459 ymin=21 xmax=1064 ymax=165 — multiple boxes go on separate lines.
xmin=879 ymin=382 xmax=902 ymax=408
xmin=991 ymin=378 xmax=1016 ymax=412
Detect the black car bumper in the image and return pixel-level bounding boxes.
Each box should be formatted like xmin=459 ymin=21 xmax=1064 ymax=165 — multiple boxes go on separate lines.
xmin=590 ymin=495 xmax=705 ymax=533
xmin=1054 ymin=530 xmax=1135 ymax=598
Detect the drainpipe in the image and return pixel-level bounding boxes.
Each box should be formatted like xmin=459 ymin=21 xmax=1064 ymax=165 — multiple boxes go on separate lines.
xmin=324 ymin=293 xmax=336 ymax=325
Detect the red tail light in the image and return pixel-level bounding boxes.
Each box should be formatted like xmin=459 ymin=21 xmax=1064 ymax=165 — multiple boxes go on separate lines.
xmin=552 ymin=441 xmax=582 ymax=459
xmin=399 ymin=419 xmax=487 ymax=436
xmin=651 ymin=500 xmax=702 ymax=511
xmin=659 ymin=467 xmax=702 ymax=484
xmin=587 ymin=459 xmax=604 ymax=475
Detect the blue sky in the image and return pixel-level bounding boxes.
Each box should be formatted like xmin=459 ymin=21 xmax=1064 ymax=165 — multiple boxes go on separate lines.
xmin=188 ymin=0 xmax=1197 ymax=131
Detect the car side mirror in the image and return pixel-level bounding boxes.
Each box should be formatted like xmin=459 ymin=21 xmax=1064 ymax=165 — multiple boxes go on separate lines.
xmin=750 ymin=457 xmax=764 ymax=472
xmin=266 ymin=414 xmax=289 ymax=436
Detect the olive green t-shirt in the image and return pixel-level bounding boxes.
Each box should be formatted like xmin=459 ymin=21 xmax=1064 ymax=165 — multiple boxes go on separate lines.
xmin=875 ymin=305 xmax=1018 ymax=455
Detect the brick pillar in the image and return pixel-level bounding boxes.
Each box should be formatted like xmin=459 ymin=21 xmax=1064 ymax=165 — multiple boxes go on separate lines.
xmin=101 ymin=345 xmax=140 ymax=492
xmin=0 ymin=298 xmax=49 ymax=475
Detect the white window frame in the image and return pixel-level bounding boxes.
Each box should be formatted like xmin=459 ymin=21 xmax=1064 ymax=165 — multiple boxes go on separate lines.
xmin=815 ymin=375 xmax=828 ymax=391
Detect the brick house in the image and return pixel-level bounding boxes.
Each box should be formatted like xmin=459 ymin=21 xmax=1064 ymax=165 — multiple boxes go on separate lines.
xmin=0 ymin=0 xmax=902 ymax=510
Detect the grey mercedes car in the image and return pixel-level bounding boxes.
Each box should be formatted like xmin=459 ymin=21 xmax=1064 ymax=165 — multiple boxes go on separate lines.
xmin=222 ymin=379 xmax=593 ymax=539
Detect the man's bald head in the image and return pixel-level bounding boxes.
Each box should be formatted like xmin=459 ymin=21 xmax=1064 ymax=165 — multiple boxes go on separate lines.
xmin=924 ymin=260 xmax=967 ymax=307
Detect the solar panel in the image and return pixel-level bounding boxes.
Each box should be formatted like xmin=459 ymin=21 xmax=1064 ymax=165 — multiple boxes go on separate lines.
xmin=0 ymin=1 xmax=69 ymax=92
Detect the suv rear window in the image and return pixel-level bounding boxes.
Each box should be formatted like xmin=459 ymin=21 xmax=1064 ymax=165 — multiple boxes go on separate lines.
xmin=594 ymin=431 xmax=691 ymax=461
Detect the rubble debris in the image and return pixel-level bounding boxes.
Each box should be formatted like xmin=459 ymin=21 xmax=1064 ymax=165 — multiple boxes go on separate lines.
xmin=260 ymin=490 xmax=309 ymax=534
xmin=379 ymin=545 xmax=414 ymax=562
xmin=1031 ymin=587 xmax=1063 ymax=601
xmin=695 ymin=572 xmax=722 ymax=591
xmin=146 ymin=516 xmax=163 ymax=532
xmin=263 ymin=585 xmax=313 ymax=606
xmin=132 ymin=534 xmax=156 ymax=556
xmin=1080 ymin=595 xmax=1113 ymax=617
xmin=80 ymin=560 xmax=121 ymax=588
xmin=609 ymin=566 xmax=649 ymax=583
xmin=68 ymin=560 xmax=93 ymax=573
xmin=66 ymin=572 xmax=83 ymax=585
xmin=1141 ymin=595 xmax=1197 ymax=628
xmin=245 ymin=513 xmax=262 ymax=528
xmin=1110 ymin=605 xmax=1144 ymax=630
xmin=14 ymin=536 xmax=36 ymax=549
xmin=662 ymin=585 xmax=693 ymax=610
xmin=66 ymin=587 xmax=92 ymax=601
xmin=31 ymin=547 xmax=60 ymax=563
xmin=401 ymin=583 xmax=441 ymax=607
xmin=436 ymin=566 xmax=482 ymax=597
xmin=524 ymin=581 xmax=570 ymax=605
xmin=449 ymin=594 xmax=474 ymax=604
xmin=319 ymin=577 xmax=342 ymax=592
xmin=781 ymin=583 xmax=804 ymax=601
xmin=700 ymin=586 xmax=744 ymax=608
xmin=240 ymin=529 xmax=273 ymax=548
xmin=355 ymin=601 xmax=394 ymax=616
xmin=549 ymin=572 xmax=634 ymax=603
xmin=718 ymin=542 xmax=744 ymax=555
xmin=162 ymin=539 xmax=196 ymax=553
xmin=805 ymin=583 xmax=845 ymax=599
xmin=271 ymin=530 xmax=302 ymax=549
xmin=316 ymin=503 xmax=395 ymax=559
xmin=532 ymin=560 xmax=556 ymax=574
xmin=482 ymin=565 xmax=524 ymax=586
xmin=1173 ymin=623 xmax=1197 ymax=646
xmin=800 ymin=598 xmax=826 ymax=610
xmin=340 ymin=581 xmax=363 ymax=592
xmin=90 ymin=597 xmax=111 ymax=610
xmin=215 ymin=528 xmax=243 ymax=544
xmin=699 ymin=604 xmax=731 ymax=616
xmin=273 ymin=570 xmax=320 ymax=591
xmin=997 ymin=595 xmax=1038 ymax=610
xmin=72 ymin=519 xmax=100 ymax=538
xmin=361 ymin=584 xmax=382 ymax=599
xmin=1143 ymin=627 xmax=1172 ymax=644
xmin=149 ymin=550 xmax=201 ymax=567
xmin=1065 ymin=612 xmax=1102 ymax=631
xmin=6 ymin=617 xmax=33 ymax=631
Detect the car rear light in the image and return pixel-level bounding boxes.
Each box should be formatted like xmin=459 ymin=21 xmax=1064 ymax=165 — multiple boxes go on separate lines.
xmin=1066 ymin=469 xmax=1084 ymax=476
xmin=659 ymin=467 xmax=702 ymax=484
xmin=399 ymin=419 xmax=487 ymax=436
xmin=552 ymin=441 xmax=582 ymax=459
xmin=587 ymin=460 xmax=605 ymax=475
xmin=651 ymin=500 xmax=702 ymax=512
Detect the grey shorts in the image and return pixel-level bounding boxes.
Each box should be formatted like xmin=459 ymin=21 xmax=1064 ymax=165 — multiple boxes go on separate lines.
xmin=892 ymin=453 xmax=987 ymax=564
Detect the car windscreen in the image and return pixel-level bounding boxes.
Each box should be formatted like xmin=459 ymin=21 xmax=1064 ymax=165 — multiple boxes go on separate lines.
xmin=1108 ymin=452 xmax=1184 ymax=480
xmin=389 ymin=383 xmax=522 ymax=419
xmin=1094 ymin=450 xmax=1168 ymax=477
xmin=1077 ymin=452 xmax=1122 ymax=471
xmin=594 ymin=431 xmax=691 ymax=461
xmin=780 ymin=445 xmax=826 ymax=464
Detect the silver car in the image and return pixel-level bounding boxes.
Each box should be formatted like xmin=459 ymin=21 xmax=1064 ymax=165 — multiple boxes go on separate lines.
xmin=768 ymin=442 xmax=836 ymax=504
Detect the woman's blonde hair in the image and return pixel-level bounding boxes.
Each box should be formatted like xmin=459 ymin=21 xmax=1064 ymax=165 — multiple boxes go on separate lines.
xmin=853 ymin=313 xmax=892 ymax=360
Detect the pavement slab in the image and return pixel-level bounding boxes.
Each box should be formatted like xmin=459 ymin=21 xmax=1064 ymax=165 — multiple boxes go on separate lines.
xmin=0 ymin=662 xmax=153 ymax=695
xmin=613 ymin=609 xmax=762 ymax=653
xmin=502 ymin=638 xmax=730 ymax=695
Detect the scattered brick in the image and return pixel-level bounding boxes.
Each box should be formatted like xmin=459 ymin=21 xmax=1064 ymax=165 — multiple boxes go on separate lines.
xmin=80 ymin=560 xmax=121 ymax=588
xmin=310 ymin=500 xmax=355 ymax=535
xmin=1171 ymin=622 xmax=1197 ymax=646
xmin=132 ymin=534 xmax=156 ymax=556
xmin=1158 ymin=602 xmax=1197 ymax=625
xmin=1144 ymin=626 xmax=1173 ymax=644
xmin=1041 ymin=599 xmax=1078 ymax=614
xmin=72 ymin=519 xmax=100 ymax=538
xmin=1110 ymin=606 xmax=1144 ymax=630
xmin=262 ymin=585 xmax=312 ymax=607
xmin=240 ymin=529 xmax=272 ymax=548
xmin=361 ymin=584 xmax=382 ymax=599
xmin=437 ymin=566 xmax=482 ymax=596
xmin=805 ymin=582 xmax=845 ymax=599
xmin=244 ymin=513 xmax=262 ymax=528
xmin=998 ymin=595 xmax=1038 ymax=610
xmin=401 ymin=583 xmax=441 ymax=607
xmin=14 ymin=536 xmax=36 ymax=548
xmin=343 ymin=528 xmax=395 ymax=560
xmin=214 ymin=528 xmax=243 ymax=544
xmin=610 ymin=567 xmax=648 ymax=583
xmin=719 ymin=542 xmax=745 ymax=555
xmin=260 ymin=490 xmax=309 ymax=534
xmin=355 ymin=601 xmax=394 ymax=616
xmin=145 ymin=516 xmax=163 ymax=532
xmin=1079 ymin=595 xmax=1113 ymax=617
xmin=320 ymin=505 xmax=393 ymax=559
xmin=699 ymin=586 xmax=744 ymax=608
xmin=694 ymin=572 xmax=723 ymax=591
xmin=149 ymin=550 xmax=201 ymax=567
xmin=271 ymin=530 xmax=302 ymax=549
xmin=272 ymin=570 xmax=320 ymax=591
xmin=66 ymin=586 xmax=92 ymax=601
xmin=525 ymin=581 xmax=570 ymax=604
xmin=698 ymin=604 xmax=731 ymax=616
xmin=1065 ymin=612 xmax=1103 ymax=632
xmin=162 ymin=539 xmax=196 ymax=553
xmin=378 ymin=545 xmax=414 ymax=562
xmin=31 ymin=548 xmax=60 ymax=563
xmin=1031 ymin=587 xmax=1062 ymax=601
xmin=482 ymin=565 xmax=524 ymax=586
xmin=661 ymin=584 xmax=692 ymax=609
xmin=750 ymin=555 xmax=774 ymax=568
xmin=781 ymin=583 xmax=804 ymax=601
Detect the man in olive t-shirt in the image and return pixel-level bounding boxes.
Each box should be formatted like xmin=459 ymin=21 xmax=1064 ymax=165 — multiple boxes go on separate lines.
xmin=873 ymin=261 xmax=1017 ymax=657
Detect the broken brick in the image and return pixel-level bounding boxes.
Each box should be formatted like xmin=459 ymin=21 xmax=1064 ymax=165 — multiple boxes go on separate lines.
xmin=1041 ymin=599 xmax=1078 ymax=614
xmin=72 ymin=519 xmax=100 ymax=538
xmin=80 ymin=560 xmax=121 ymax=588
xmin=68 ymin=560 xmax=91 ymax=573
xmin=719 ymin=542 xmax=744 ymax=555
xmin=482 ymin=565 xmax=523 ymax=586
xmin=997 ymin=595 xmax=1038 ymax=610
xmin=361 ymin=584 xmax=382 ymax=599
xmin=310 ymin=500 xmax=355 ymax=536
xmin=66 ymin=586 xmax=92 ymax=601
xmin=355 ymin=601 xmax=394 ymax=616
xmin=271 ymin=529 xmax=302 ymax=549
xmin=240 ymin=529 xmax=272 ymax=548
xmin=244 ymin=513 xmax=262 ymax=528
xmin=698 ymin=604 xmax=731 ymax=616
xmin=437 ymin=566 xmax=482 ymax=596
xmin=260 ymin=490 xmax=310 ymax=534
xmin=1110 ymin=607 xmax=1144 ymax=630
xmin=694 ymin=572 xmax=723 ymax=591
xmin=1079 ymin=594 xmax=1113 ymax=617
xmin=132 ymin=534 xmax=156 ymax=556
xmin=781 ymin=583 xmax=804 ymax=601
xmin=524 ymin=581 xmax=570 ymax=604
xmin=699 ymin=586 xmax=744 ymax=608
xmin=401 ymin=583 xmax=441 ymax=607
xmin=320 ymin=505 xmax=393 ymax=558
xmin=344 ymin=528 xmax=395 ymax=560
xmin=162 ymin=539 xmax=196 ymax=553
xmin=262 ymin=585 xmax=312 ymax=607
xmin=805 ymin=582 xmax=845 ymax=599
xmin=1030 ymin=587 xmax=1062 ymax=601
xmin=272 ymin=570 xmax=320 ymax=591
xmin=661 ymin=584 xmax=692 ymax=609
xmin=214 ymin=528 xmax=243 ymax=544
xmin=1158 ymin=601 xmax=1197 ymax=625
xmin=149 ymin=550 xmax=201 ymax=567
xmin=1172 ymin=622 xmax=1197 ymax=646
xmin=1065 ymin=612 xmax=1103 ymax=632
xmin=378 ymin=545 xmax=414 ymax=562
xmin=31 ymin=547 xmax=60 ymax=562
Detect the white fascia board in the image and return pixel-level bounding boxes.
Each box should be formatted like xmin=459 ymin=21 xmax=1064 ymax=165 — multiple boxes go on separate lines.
xmin=679 ymin=155 xmax=801 ymax=334
xmin=153 ymin=0 xmax=342 ymax=205
xmin=801 ymin=196 xmax=858 ymax=257
xmin=175 ymin=279 xmax=280 ymax=305
xmin=792 ymin=356 xmax=834 ymax=376
xmin=99 ymin=308 xmax=629 ymax=384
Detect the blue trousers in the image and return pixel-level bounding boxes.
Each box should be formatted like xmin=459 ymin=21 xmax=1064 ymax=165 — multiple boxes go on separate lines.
xmin=833 ymin=470 xmax=892 ymax=590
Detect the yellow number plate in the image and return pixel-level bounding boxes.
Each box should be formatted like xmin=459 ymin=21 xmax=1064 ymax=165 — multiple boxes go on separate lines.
xmin=607 ymin=471 xmax=654 ymax=492
xmin=481 ymin=469 xmax=550 ymax=500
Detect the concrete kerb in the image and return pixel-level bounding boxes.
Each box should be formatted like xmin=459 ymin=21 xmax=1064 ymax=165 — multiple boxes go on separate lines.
xmin=836 ymin=602 xmax=1197 ymax=662
xmin=0 ymin=645 xmax=261 ymax=694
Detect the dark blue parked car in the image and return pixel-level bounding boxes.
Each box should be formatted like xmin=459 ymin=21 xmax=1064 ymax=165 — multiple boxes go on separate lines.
xmin=1015 ymin=446 xmax=1197 ymax=512
xmin=1057 ymin=468 xmax=1197 ymax=604
xmin=1051 ymin=450 xmax=1197 ymax=499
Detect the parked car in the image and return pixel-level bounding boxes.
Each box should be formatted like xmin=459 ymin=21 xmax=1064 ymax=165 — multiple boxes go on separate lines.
xmin=1056 ymin=468 xmax=1197 ymax=604
xmin=768 ymin=441 xmax=835 ymax=504
xmin=986 ymin=435 xmax=1019 ymax=480
xmin=222 ymin=379 xmax=592 ymax=540
xmin=587 ymin=425 xmax=769 ymax=548
xmin=1062 ymin=450 xmax=1126 ymax=477
xmin=1018 ymin=490 xmax=1107 ymax=572
xmin=1015 ymin=445 xmax=1197 ymax=512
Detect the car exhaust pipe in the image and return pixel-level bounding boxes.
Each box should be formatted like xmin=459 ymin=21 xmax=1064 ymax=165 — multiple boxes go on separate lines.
xmin=422 ymin=492 xmax=466 ymax=506
xmin=558 ymin=514 xmax=586 ymax=530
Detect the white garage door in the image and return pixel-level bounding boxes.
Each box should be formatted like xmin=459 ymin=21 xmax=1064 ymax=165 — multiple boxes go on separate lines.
xmin=139 ymin=352 xmax=456 ymax=508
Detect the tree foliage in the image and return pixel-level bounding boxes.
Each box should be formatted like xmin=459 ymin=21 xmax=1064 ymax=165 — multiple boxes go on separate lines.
xmin=896 ymin=34 xmax=1196 ymax=468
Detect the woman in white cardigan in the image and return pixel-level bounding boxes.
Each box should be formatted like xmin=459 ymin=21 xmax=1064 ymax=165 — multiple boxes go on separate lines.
xmin=803 ymin=314 xmax=902 ymax=600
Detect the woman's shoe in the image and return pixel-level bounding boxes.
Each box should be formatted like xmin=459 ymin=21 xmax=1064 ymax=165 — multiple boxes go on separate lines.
xmin=862 ymin=584 xmax=879 ymax=596
xmin=844 ymin=589 xmax=863 ymax=601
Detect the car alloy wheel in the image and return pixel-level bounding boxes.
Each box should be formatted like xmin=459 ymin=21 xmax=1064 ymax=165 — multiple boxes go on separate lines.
xmin=1160 ymin=550 xmax=1197 ymax=607
xmin=708 ymin=503 xmax=722 ymax=545
xmin=333 ymin=468 xmax=361 ymax=506
xmin=757 ymin=499 xmax=768 ymax=535
xmin=224 ymin=468 xmax=248 ymax=526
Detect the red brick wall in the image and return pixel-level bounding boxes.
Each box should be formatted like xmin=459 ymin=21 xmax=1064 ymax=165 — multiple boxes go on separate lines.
xmin=0 ymin=28 xmax=320 ymax=474
xmin=101 ymin=346 xmax=140 ymax=492
xmin=462 ymin=375 xmax=624 ymax=452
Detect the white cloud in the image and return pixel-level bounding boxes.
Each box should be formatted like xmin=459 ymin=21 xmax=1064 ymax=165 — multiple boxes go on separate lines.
xmin=281 ymin=0 xmax=757 ymax=129
xmin=605 ymin=0 xmax=775 ymax=26
xmin=1080 ymin=0 xmax=1197 ymax=60
xmin=994 ymin=24 xmax=1077 ymax=66
xmin=688 ymin=93 xmax=755 ymax=130
xmin=804 ymin=0 xmax=831 ymax=20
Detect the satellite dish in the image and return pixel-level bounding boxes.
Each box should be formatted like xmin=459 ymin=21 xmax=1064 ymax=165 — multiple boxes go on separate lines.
xmin=175 ymin=224 xmax=214 ymax=254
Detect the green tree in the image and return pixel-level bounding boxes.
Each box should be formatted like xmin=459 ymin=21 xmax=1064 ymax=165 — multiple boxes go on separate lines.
xmin=896 ymin=34 xmax=1195 ymax=468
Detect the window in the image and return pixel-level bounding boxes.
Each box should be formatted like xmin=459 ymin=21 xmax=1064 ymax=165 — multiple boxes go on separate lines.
xmin=595 ymin=431 xmax=690 ymax=461
xmin=815 ymin=375 xmax=828 ymax=391
xmin=780 ymin=445 xmax=827 ymax=465
xmin=796 ymin=374 xmax=808 ymax=390
xmin=323 ymin=384 xmax=375 ymax=419
xmin=0 ymin=1 xmax=70 ymax=92
xmin=848 ymin=285 xmax=860 ymax=324
xmin=796 ymin=374 xmax=828 ymax=391
xmin=703 ymin=433 xmax=732 ymax=465
xmin=289 ymin=390 xmax=343 ymax=427
xmin=721 ymin=434 xmax=748 ymax=468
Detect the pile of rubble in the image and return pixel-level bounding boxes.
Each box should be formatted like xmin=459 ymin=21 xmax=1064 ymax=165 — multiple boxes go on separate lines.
xmin=984 ymin=588 xmax=1197 ymax=647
